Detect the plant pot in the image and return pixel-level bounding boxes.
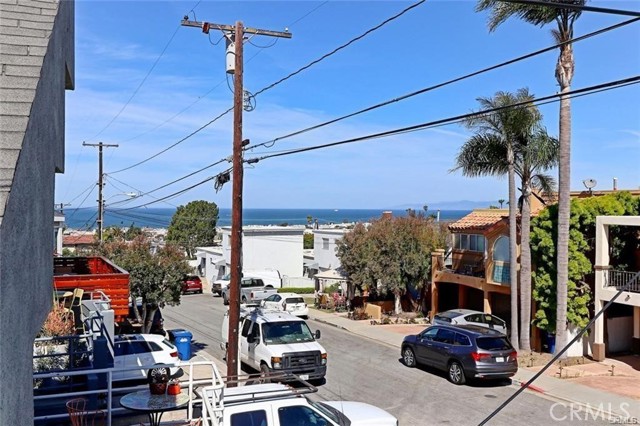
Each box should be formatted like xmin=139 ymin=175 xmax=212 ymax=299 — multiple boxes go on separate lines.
xmin=149 ymin=383 xmax=167 ymax=395
xmin=167 ymin=383 xmax=181 ymax=395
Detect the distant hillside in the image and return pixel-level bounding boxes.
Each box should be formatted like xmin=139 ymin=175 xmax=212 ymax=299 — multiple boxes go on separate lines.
xmin=390 ymin=200 xmax=497 ymax=211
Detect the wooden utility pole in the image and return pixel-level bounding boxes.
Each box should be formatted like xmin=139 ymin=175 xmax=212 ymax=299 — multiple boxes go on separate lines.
xmin=83 ymin=142 xmax=118 ymax=242
xmin=181 ymin=18 xmax=290 ymax=383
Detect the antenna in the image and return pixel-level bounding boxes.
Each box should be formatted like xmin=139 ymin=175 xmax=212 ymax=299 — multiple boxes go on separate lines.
xmin=582 ymin=179 xmax=597 ymax=195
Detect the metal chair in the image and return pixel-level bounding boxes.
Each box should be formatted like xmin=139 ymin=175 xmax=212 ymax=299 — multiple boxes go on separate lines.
xmin=66 ymin=397 xmax=105 ymax=426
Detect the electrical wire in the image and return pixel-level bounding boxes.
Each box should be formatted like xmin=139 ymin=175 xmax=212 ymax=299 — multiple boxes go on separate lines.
xmin=245 ymin=16 xmax=640 ymax=152
xmin=248 ymin=76 xmax=640 ymax=162
xmin=252 ymin=0 xmax=426 ymax=98
xmin=499 ymin=0 xmax=640 ymax=17
xmin=87 ymin=25 xmax=182 ymax=141
xmin=108 ymin=106 xmax=234 ymax=174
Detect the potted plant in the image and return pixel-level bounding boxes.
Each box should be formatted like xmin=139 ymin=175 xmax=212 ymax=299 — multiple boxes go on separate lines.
xmin=147 ymin=368 xmax=169 ymax=395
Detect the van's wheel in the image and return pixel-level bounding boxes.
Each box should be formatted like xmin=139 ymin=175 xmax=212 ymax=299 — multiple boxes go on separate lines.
xmin=259 ymin=364 xmax=271 ymax=383
xmin=222 ymin=293 xmax=229 ymax=305
xmin=402 ymin=347 xmax=416 ymax=368
xmin=448 ymin=361 xmax=466 ymax=385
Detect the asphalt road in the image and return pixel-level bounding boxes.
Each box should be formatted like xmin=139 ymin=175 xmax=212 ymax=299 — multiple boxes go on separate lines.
xmin=163 ymin=293 xmax=609 ymax=426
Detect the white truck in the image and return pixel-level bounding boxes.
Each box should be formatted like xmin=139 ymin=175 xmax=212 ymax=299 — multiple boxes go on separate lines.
xmin=201 ymin=373 xmax=399 ymax=426
xmin=213 ymin=268 xmax=282 ymax=297
xmin=221 ymin=305 xmax=327 ymax=384
xmin=220 ymin=277 xmax=279 ymax=305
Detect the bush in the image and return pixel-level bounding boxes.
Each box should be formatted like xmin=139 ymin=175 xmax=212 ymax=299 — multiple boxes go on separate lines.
xmin=278 ymin=287 xmax=315 ymax=294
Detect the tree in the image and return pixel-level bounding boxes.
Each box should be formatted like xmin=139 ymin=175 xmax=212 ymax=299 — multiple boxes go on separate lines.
xmin=336 ymin=214 xmax=448 ymax=314
xmin=452 ymin=89 xmax=542 ymax=349
xmin=98 ymin=235 xmax=191 ymax=333
xmin=166 ymin=200 xmax=219 ymax=259
xmin=498 ymin=199 xmax=505 ymax=208
xmin=303 ymin=233 xmax=314 ymax=250
xmin=530 ymin=192 xmax=639 ymax=336
xmin=477 ymin=0 xmax=583 ymax=359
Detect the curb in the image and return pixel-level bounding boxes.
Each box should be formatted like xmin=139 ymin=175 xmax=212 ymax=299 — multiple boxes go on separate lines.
xmin=513 ymin=378 xmax=546 ymax=394
xmin=308 ymin=316 xmax=349 ymax=331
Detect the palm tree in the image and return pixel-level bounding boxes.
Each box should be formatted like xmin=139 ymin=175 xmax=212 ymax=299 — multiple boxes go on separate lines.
xmin=452 ymin=89 xmax=557 ymax=350
xmin=498 ymin=199 xmax=505 ymax=209
xmin=515 ymin=128 xmax=558 ymax=351
xmin=476 ymin=0 xmax=583 ymax=359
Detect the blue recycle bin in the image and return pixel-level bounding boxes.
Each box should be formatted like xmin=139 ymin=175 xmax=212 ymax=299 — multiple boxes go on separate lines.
xmin=169 ymin=329 xmax=193 ymax=360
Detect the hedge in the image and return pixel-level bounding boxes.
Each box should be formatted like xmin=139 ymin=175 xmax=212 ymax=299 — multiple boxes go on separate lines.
xmin=278 ymin=287 xmax=315 ymax=294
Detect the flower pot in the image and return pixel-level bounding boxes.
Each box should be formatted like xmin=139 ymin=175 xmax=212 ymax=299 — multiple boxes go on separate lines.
xmin=149 ymin=382 xmax=167 ymax=395
xmin=167 ymin=383 xmax=181 ymax=395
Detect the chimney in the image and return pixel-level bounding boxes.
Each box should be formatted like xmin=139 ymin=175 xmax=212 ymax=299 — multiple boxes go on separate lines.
xmin=382 ymin=211 xmax=393 ymax=220
xmin=613 ymin=177 xmax=618 ymax=191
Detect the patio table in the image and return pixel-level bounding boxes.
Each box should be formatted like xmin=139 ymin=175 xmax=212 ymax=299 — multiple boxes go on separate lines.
xmin=120 ymin=389 xmax=190 ymax=426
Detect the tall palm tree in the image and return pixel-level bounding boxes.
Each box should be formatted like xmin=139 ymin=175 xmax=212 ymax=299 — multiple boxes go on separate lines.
xmin=452 ymin=89 xmax=539 ymax=349
xmin=515 ymin=129 xmax=558 ymax=351
xmin=476 ymin=0 xmax=583 ymax=358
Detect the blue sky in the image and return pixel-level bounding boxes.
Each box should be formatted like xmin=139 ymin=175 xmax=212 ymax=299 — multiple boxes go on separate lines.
xmin=56 ymin=0 xmax=640 ymax=210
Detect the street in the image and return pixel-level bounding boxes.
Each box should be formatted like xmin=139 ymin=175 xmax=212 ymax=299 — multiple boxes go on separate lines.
xmin=163 ymin=293 xmax=610 ymax=425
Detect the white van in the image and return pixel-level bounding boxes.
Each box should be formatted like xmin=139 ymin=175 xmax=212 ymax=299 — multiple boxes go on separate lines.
xmin=221 ymin=305 xmax=327 ymax=383
xmin=212 ymin=268 xmax=282 ymax=296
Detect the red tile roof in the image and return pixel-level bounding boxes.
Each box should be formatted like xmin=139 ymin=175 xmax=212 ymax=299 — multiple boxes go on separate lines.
xmin=448 ymin=209 xmax=508 ymax=232
xmin=63 ymin=234 xmax=96 ymax=246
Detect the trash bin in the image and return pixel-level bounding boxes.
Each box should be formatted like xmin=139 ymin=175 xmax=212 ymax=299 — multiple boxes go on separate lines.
xmin=168 ymin=329 xmax=193 ymax=360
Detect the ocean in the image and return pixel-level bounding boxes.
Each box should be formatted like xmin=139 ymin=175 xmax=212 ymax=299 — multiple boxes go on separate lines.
xmin=62 ymin=207 xmax=471 ymax=230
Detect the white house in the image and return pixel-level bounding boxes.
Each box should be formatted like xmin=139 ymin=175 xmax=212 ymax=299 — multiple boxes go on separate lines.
xmin=195 ymin=226 xmax=305 ymax=284
xmin=593 ymin=215 xmax=640 ymax=361
xmin=313 ymin=228 xmax=347 ymax=271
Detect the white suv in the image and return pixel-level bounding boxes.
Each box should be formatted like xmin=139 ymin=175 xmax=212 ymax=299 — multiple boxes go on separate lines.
xmin=113 ymin=334 xmax=180 ymax=381
xmin=432 ymin=309 xmax=508 ymax=334
xmin=260 ymin=292 xmax=309 ymax=318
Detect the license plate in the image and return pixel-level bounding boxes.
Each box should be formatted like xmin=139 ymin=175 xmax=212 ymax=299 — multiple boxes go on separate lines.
xmin=495 ymin=357 xmax=505 ymax=363
xmin=300 ymin=374 xmax=309 ymax=380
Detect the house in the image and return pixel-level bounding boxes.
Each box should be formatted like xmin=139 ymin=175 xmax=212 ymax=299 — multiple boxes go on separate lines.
xmin=313 ymin=228 xmax=347 ymax=272
xmin=54 ymin=212 xmax=64 ymax=255
xmin=0 ymin=0 xmax=74 ymax=423
xmin=592 ymin=215 xmax=640 ymax=361
xmin=430 ymin=209 xmax=513 ymax=322
xmin=195 ymin=226 xmax=306 ymax=285
xmin=62 ymin=232 xmax=97 ymax=254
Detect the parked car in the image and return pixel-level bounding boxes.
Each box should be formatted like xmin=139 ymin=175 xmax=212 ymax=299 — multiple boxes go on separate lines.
xmin=261 ymin=292 xmax=309 ymax=318
xmin=113 ymin=334 xmax=180 ymax=382
xmin=181 ymin=275 xmax=203 ymax=294
xmin=211 ymin=273 xmax=230 ymax=296
xmin=433 ymin=309 xmax=507 ymax=334
xmin=401 ymin=324 xmax=517 ymax=385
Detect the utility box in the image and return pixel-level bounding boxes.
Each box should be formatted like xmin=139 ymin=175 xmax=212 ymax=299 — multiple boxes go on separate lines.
xmin=169 ymin=329 xmax=193 ymax=360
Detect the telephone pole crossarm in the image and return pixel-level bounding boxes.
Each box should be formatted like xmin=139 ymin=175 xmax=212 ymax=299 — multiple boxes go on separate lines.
xmin=181 ymin=19 xmax=292 ymax=39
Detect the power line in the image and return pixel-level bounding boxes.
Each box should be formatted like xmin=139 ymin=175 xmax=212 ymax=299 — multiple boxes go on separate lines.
xmin=252 ymin=0 xmax=426 ymax=98
xmin=108 ymin=107 xmax=234 ymax=174
xmin=88 ymin=25 xmax=182 ymax=141
xmin=248 ymin=76 xmax=639 ymax=162
xmin=245 ymin=16 xmax=640 ymax=152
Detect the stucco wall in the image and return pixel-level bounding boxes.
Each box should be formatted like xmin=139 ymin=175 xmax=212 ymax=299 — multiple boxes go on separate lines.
xmin=0 ymin=0 xmax=74 ymax=423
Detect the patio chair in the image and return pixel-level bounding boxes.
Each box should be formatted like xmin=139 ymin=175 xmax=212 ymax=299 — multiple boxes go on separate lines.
xmin=66 ymin=397 xmax=105 ymax=426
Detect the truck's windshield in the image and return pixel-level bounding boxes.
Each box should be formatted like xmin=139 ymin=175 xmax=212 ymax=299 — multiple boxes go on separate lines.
xmin=262 ymin=321 xmax=315 ymax=345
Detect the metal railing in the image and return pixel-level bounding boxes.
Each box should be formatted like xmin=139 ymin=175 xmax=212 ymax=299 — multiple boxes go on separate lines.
xmin=605 ymin=269 xmax=640 ymax=293
xmin=33 ymin=360 xmax=219 ymax=425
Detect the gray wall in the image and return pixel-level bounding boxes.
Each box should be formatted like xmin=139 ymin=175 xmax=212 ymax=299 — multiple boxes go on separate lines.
xmin=0 ymin=0 xmax=74 ymax=423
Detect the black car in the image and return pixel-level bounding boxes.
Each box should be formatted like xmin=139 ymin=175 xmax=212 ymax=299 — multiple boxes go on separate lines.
xmin=401 ymin=324 xmax=517 ymax=385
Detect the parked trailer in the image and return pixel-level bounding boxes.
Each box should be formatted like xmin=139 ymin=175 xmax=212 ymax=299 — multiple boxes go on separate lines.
xmin=53 ymin=256 xmax=130 ymax=323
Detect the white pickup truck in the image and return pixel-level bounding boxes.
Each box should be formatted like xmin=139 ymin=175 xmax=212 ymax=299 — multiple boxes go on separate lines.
xmin=221 ymin=277 xmax=278 ymax=305
xmin=201 ymin=376 xmax=399 ymax=426
xmin=222 ymin=306 xmax=327 ymax=384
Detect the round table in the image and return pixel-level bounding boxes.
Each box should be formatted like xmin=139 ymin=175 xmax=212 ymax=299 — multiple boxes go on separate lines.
xmin=120 ymin=390 xmax=190 ymax=426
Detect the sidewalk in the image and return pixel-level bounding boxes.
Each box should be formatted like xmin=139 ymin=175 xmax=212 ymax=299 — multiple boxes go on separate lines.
xmin=307 ymin=308 xmax=640 ymax=419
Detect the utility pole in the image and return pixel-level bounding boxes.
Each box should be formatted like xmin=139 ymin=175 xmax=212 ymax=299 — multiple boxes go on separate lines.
xmin=83 ymin=142 xmax=118 ymax=242
xmin=182 ymin=18 xmax=291 ymax=383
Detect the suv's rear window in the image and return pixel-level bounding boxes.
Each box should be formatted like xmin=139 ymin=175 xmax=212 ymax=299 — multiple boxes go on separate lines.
xmin=285 ymin=297 xmax=304 ymax=304
xmin=434 ymin=314 xmax=452 ymax=323
xmin=476 ymin=337 xmax=512 ymax=351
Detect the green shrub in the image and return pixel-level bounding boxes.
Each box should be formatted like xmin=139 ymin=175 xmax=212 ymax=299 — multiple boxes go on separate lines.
xmin=278 ymin=287 xmax=315 ymax=294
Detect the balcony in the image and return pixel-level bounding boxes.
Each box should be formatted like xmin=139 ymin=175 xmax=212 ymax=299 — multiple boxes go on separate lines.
xmin=605 ymin=269 xmax=640 ymax=293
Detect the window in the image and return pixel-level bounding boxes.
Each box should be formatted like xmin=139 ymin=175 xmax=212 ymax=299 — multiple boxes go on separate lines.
xmin=492 ymin=235 xmax=510 ymax=284
xmin=322 ymin=238 xmax=329 ymax=250
xmin=231 ymin=410 xmax=268 ymax=426
xmin=454 ymin=333 xmax=471 ymax=346
xmin=278 ymin=405 xmax=328 ymax=426
xmin=435 ymin=329 xmax=456 ymax=345
xmin=421 ymin=328 xmax=439 ymax=340
xmin=454 ymin=233 xmax=486 ymax=252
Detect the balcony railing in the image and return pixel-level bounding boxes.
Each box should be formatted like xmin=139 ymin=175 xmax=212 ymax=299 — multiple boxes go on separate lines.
xmin=605 ymin=270 xmax=640 ymax=293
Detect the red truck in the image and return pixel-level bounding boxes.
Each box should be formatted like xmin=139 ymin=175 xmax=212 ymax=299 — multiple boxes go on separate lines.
xmin=53 ymin=256 xmax=130 ymax=323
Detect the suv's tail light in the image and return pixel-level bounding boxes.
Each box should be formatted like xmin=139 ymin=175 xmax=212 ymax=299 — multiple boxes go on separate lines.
xmin=170 ymin=351 xmax=179 ymax=358
xmin=509 ymin=351 xmax=518 ymax=360
xmin=471 ymin=352 xmax=492 ymax=361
